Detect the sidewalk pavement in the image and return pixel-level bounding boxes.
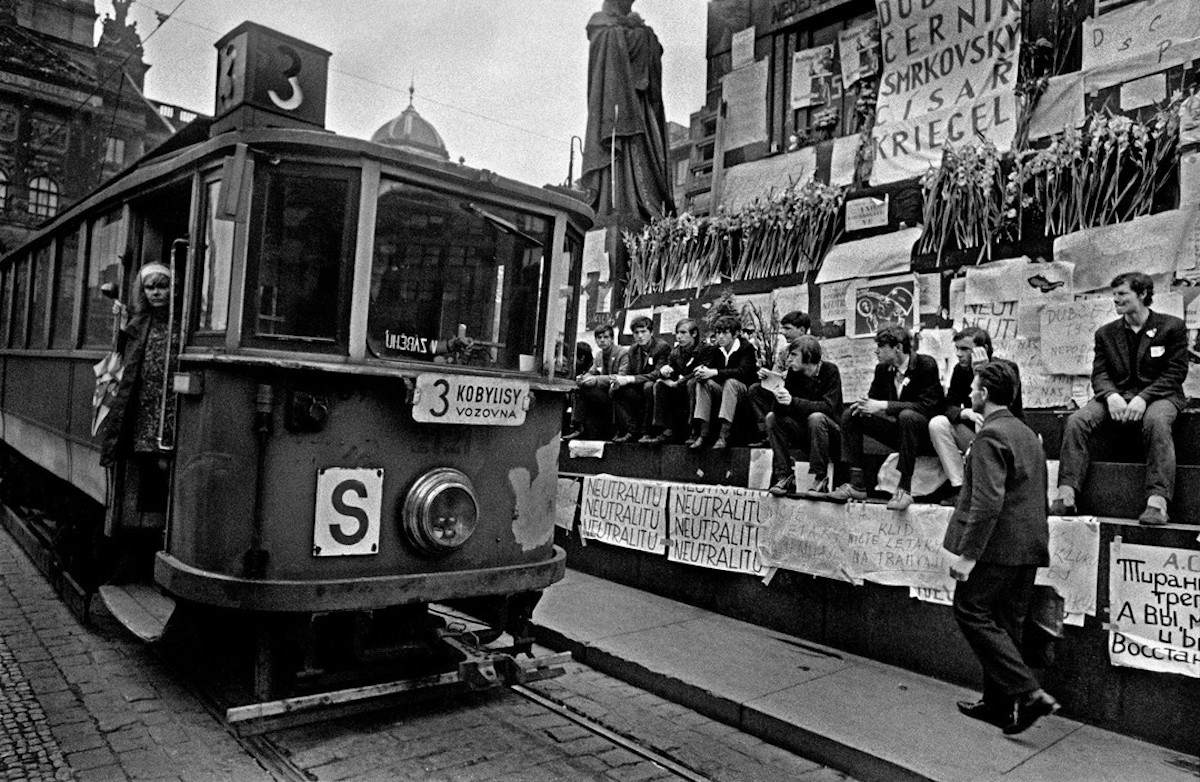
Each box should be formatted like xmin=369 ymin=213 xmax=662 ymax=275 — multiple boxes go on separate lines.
xmin=532 ymin=569 xmax=1200 ymax=782
xmin=0 ymin=525 xmax=273 ymax=782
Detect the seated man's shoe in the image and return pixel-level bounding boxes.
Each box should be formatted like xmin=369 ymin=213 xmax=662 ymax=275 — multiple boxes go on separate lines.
xmin=562 ymin=429 xmax=584 ymax=441
xmin=939 ymin=486 xmax=961 ymax=507
xmin=747 ymin=437 xmax=770 ymax=448
xmin=1048 ymin=499 xmax=1077 ymax=516
xmin=646 ymin=430 xmax=672 ymax=445
xmin=637 ymin=434 xmax=657 ymax=444
xmin=828 ymin=483 xmax=868 ymax=502
xmin=886 ymin=489 xmax=914 ymax=511
xmin=1003 ymin=690 xmax=1059 ymax=735
xmin=711 ymin=436 xmax=729 ymax=450
xmin=957 ymin=699 xmax=1012 ymax=728
xmin=768 ymin=474 xmax=796 ymax=497
xmin=687 ymin=435 xmax=707 ymax=450
xmin=1138 ymin=506 xmax=1169 ymax=526
xmin=610 ymin=433 xmax=634 ymax=443
xmin=805 ymin=476 xmax=831 ymax=494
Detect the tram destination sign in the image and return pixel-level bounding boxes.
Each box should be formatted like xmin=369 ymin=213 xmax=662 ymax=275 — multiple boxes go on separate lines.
xmin=411 ymin=373 xmax=530 ymax=426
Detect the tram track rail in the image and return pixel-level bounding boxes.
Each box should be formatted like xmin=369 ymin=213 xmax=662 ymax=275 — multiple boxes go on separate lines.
xmin=3 ymin=499 xmax=718 ymax=781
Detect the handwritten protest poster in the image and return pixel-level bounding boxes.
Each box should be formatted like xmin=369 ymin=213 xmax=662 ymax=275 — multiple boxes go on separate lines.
xmin=791 ymin=44 xmax=836 ymax=110
xmin=759 ymin=499 xmax=954 ymax=589
xmin=838 ymin=19 xmax=880 ymax=88
xmin=668 ymin=484 xmax=767 ymax=575
xmin=1054 ymin=207 xmax=1200 ymax=293
xmin=964 ymin=257 xmax=1073 ymax=305
xmin=850 ymin=274 xmax=917 ymax=337
xmin=579 ymin=474 xmax=668 ymax=554
xmin=871 ymin=0 xmax=1021 ymax=183
xmin=654 ymin=303 xmax=691 ymax=336
xmin=556 ymin=477 xmax=580 ymax=531
xmin=817 ymin=279 xmax=853 ymax=325
xmin=1040 ymin=298 xmax=1114 ymax=375
xmin=994 ymin=337 xmax=1075 ymax=409
xmin=758 ymin=498 xmax=854 ymax=582
xmin=1108 ymin=541 xmax=1200 ymax=678
xmin=961 ymin=300 xmax=1019 ymax=340
xmin=1036 ymin=517 xmax=1099 ymax=626
xmin=821 ymin=336 xmax=877 ymax=400
xmin=1082 ymin=0 xmax=1200 ymax=72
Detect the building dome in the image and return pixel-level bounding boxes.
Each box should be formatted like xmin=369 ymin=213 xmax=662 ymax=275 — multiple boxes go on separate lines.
xmin=370 ymin=85 xmax=449 ymax=160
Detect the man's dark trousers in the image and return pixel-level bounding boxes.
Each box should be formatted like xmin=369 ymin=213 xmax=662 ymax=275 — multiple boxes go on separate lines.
xmin=841 ymin=409 xmax=933 ymax=491
xmin=953 ymin=562 xmax=1040 ymax=708
xmin=766 ymin=411 xmax=839 ymax=481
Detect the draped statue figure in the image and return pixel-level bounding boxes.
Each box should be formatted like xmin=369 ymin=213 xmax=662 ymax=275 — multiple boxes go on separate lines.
xmin=581 ymin=0 xmax=675 ymax=222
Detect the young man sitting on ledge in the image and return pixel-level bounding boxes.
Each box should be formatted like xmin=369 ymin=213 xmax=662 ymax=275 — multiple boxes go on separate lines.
xmin=1051 ymin=272 xmax=1188 ymax=526
xmin=687 ymin=315 xmax=759 ymax=450
xmin=827 ymin=324 xmax=945 ymax=510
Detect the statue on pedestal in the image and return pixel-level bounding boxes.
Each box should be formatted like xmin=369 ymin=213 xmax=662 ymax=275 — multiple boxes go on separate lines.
xmin=582 ymin=0 xmax=674 ymax=223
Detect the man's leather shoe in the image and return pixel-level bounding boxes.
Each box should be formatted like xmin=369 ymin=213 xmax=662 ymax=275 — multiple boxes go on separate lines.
xmin=956 ymin=699 xmax=1011 ymax=727
xmin=768 ymin=474 xmax=796 ymax=497
xmin=711 ymin=436 xmax=729 ymax=450
xmin=610 ymin=433 xmax=634 ymax=443
xmin=562 ymin=429 xmax=584 ymax=441
xmin=886 ymin=489 xmax=913 ymax=511
xmin=828 ymin=483 xmax=868 ymax=502
xmin=1138 ymin=506 xmax=1168 ymax=526
xmin=1048 ymin=499 xmax=1077 ymax=516
xmin=1003 ymin=690 xmax=1059 ymax=735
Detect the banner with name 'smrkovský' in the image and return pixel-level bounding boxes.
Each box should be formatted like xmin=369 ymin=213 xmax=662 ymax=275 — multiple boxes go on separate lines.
xmin=871 ymin=0 xmax=1022 ymax=184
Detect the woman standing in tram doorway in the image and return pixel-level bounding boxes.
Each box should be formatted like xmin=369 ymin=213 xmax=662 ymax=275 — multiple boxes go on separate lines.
xmin=99 ymin=262 xmax=178 ymax=552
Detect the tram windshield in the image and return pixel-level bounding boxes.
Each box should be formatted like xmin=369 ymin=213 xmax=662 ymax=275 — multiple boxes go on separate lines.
xmin=367 ymin=177 xmax=552 ymax=370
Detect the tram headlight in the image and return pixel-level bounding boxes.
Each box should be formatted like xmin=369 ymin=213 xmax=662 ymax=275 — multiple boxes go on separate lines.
xmin=401 ymin=468 xmax=478 ymax=555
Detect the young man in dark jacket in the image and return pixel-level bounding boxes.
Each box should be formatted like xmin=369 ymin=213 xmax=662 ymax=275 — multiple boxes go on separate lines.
xmin=642 ymin=318 xmax=703 ymax=444
xmin=687 ymin=315 xmax=758 ymax=450
xmin=611 ymin=315 xmax=671 ymax=442
xmin=828 ymin=324 xmax=945 ymax=510
xmin=765 ymin=335 xmax=844 ymax=496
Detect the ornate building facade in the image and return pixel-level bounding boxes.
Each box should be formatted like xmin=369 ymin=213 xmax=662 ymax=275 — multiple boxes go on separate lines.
xmin=0 ymin=0 xmax=191 ymax=253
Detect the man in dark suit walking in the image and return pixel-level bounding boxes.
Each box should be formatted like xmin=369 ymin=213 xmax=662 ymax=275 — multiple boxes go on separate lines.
xmin=944 ymin=361 xmax=1057 ymax=735
xmin=1051 ymin=272 xmax=1188 ymax=526
xmin=828 ymin=325 xmax=945 ymax=510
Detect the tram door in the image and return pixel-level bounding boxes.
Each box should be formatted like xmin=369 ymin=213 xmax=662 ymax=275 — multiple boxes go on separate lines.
xmin=105 ymin=182 xmax=192 ymax=550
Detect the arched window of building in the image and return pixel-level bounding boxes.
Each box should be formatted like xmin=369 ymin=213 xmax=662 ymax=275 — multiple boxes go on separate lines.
xmin=28 ymin=175 xmax=59 ymax=218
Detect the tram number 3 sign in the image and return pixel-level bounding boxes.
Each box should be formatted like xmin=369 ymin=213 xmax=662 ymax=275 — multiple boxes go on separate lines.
xmin=313 ymin=467 xmax=383 ymax=557
xmin=411 ymin=373 xmax=530 ymax=426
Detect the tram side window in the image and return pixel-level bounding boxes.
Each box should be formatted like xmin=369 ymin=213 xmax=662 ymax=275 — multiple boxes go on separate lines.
xmin=0 ymin=265 xmax=9 ymax=347
xmin=50 ymin=226 xmax=81 ymax=349
xmin=367 ymin=178 xmax=551 ymax=369
xmin=250 ymin=171 xmax=352 ymax=342
xmin=8 ymin=256 xmax=27 ymax=349
xmin=81 ymin=210 xmax=126 ymax=349
xmin=553 ymin=230 xmax=584 ymax=377
xmin=197 ymin=179 xmax=234 ymax=332
xmin=28 ymin=244 xmax=51 ymax=348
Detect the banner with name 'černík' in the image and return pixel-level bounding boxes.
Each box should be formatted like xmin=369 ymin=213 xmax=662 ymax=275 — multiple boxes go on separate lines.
xmin=870 ymin=0 xmax=1022 ymax=184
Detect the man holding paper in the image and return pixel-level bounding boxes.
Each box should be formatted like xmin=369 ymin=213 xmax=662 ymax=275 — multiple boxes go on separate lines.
xmin=765 ymin=336 xmax=844 ymax=496
xmin=1052 ymin=272 xmax=1187 ymax=526
xmin=748 ymin=310 xmax=811 ymax=445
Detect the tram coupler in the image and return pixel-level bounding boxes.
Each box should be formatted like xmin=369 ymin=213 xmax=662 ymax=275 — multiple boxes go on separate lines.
xmin=442 ymin=635 xmax=570 ymax=690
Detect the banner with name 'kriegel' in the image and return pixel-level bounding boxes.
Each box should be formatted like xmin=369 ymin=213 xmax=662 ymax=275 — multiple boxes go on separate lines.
xmin=870 ymin=0 xmax=1022 ymax=184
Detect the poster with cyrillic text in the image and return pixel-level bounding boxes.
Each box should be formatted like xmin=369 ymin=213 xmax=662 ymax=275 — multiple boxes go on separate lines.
xmin=1035 ymin=516 xmax=1100 ymax=626
xmin=579 ymin=474 xmax=668 ymax=554
xmin=871 ymin=0 xmax=1021 ymax=184
xmin=668 ymin=484 xmax=766 ymax=575
xmin=1108 ymin=542 xmax=1200 ymax=678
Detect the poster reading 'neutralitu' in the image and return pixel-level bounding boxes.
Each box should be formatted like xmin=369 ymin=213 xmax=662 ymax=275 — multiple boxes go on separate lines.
xmin=578 ymin=474 xmax=668 ymax=554
xmin=1108 ymin=541 xmax=1200 ymax=678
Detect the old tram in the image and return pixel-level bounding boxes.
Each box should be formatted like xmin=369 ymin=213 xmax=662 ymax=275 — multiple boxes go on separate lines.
xmin=0 ymin=22 xmax=590 ymax=715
